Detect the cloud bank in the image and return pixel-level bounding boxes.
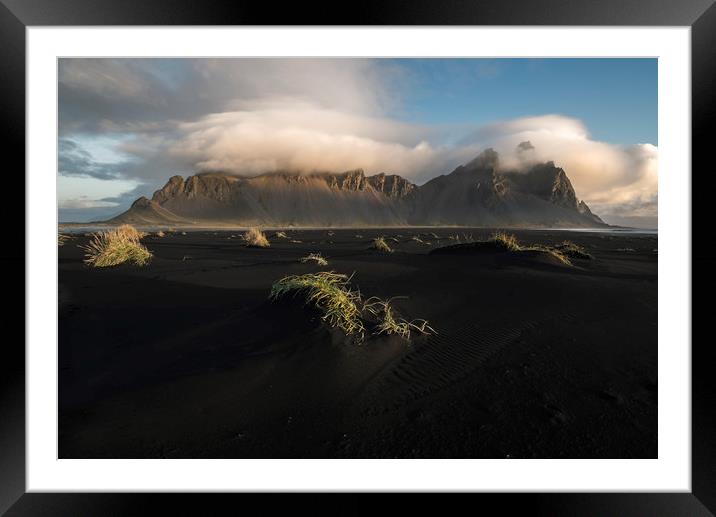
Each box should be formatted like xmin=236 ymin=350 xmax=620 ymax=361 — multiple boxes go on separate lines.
xmin=58 ymin=58 xmax=657 ymax=225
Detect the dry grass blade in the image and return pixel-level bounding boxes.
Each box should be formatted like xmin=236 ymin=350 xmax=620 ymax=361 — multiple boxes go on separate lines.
xmin=553 ymin=240 xmax=592 ymax=259
xmin=528 ymin=246 xmax=572 ymax=265
xmin=371 ymin=236 xmax=393 ymax=253
xmin=363 ymin=297 xmax=436 ymax=340
xmin=243 ymin=227 xmax=270 ymax=248
xmin=269 ymin=272 xmax=364 ymax=337
xmin=274 ymin=231 xmax=288 ymax=239
xmin=300 ymin=252 xmax=328 ymax=266
xmin=81 ymin=226 xmax=152 ymax=268
xmin=58 ymin=233 xmax=71 ymax=246
xmin=489 ymin=231 xmax=521 ymax=251
xmin=116 ymin=224 xmax=147 ymax=240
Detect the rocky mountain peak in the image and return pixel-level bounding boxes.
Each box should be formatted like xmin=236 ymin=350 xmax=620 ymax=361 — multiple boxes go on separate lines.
xmin=131 ymin=196 xmax=152 ymax=209
xmin=464 ymin=148 xmax=499 ymax=171
xmin=367 ymin=173 xmax=416 ymax=198
xmin=112 ymin=150 xmax=605 ymax=228
xmin=326 ymin=169 xmax=368 ymax=191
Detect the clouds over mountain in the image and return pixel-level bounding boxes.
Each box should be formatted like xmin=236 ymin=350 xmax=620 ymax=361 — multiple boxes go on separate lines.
xmin=58 ymin=58 xmax=657 ymax=225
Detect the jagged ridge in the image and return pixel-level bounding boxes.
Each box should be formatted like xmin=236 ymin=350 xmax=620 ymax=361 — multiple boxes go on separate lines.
xmin=108 ymin=148 xmax=605 ymax=227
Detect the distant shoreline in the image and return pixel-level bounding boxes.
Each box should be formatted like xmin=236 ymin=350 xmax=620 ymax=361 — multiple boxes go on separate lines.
xmin=58 ymin=223 xmax=657 ymax=234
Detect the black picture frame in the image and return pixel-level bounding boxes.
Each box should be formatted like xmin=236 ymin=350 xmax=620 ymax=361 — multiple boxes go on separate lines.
xmin=1 ymin=1 xmax=710 ymax=514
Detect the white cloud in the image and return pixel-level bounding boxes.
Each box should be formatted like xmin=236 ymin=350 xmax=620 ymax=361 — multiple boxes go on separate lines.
xmin=164 ymin=103 xmax=451 ymax=177
xmin=467 ymin=115 xmax=658 ymax=219
xmin=158 ymin=110 xmax=656 ymax=220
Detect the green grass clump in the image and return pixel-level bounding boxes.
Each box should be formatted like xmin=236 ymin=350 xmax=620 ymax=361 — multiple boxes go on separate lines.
xmin=364 ymin=297 xmax=436 ymax=340
xmin=269 ymin=272 xmax=437 ymax=341
xmin=371 ymin=236 xmax=393 ymax=253
xmin=270 ymin=272 xmax=365 ymax=337
xmin=81 ymin=225 xmax=152 ymax=267
xmin=300 ymin=252 xmax=328 ymax=266
xmin=243 ymin=227 xmax=270 ymax=248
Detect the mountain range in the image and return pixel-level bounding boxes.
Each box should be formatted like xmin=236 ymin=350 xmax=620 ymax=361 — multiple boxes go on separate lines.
xmin=108 ymin=146 xmax=605 ymax=227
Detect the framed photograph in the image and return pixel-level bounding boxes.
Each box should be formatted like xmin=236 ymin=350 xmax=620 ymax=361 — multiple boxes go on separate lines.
xmin=3 ymin=0 xmax=710 ymax=514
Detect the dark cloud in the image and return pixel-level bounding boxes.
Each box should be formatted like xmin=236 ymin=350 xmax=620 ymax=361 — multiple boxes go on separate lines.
xmin=58 ymin=139 xmax=135 ymax=180
xmin=58 ymin=58 xmax=400 ymax=135
xmin=99 ymin=183 xmax=162 ymax=205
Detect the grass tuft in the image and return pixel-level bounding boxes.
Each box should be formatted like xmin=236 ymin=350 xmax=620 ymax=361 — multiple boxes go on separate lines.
xmin=81 ymin=225 xmax=152 ymax=268
xmin=269 ymin=272 xmax=436 ymax=341
xmin=488 ymin=231 xmax=521 ymax=251
xmin=58 ymin=233 xmax=71 ymax=246
xmin=243 ymin=227 xmax=270 ymax=248
xmin=486 ymin=232 xmax=573 ymax=265
xmin=270 ymin=272 xmax=364 ymax=337
xmin=529 ymin=246 xmax=572 ymax=265
xmin=116 ymin=224 xmax=147 ymax=240
xmin=300 ymin=252 xmax=329 ymax=266
xmin=553 ymin=240 xmax=592 ymax=260
xmin=371 ymin=236 xmax=393 ymax=253
xmin=363 ymin=297 xmax=436 ymax=340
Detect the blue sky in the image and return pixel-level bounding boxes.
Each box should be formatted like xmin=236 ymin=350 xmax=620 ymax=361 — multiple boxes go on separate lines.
xmin=58 ymin=58 xmax=658 ymax=225
xmin=383 ymin=59 xmax=657 ymax=146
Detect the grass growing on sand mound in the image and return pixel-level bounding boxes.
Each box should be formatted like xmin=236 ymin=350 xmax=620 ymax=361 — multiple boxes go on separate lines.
xmin=269 ymin=272 xmax=436 ymax=341
xmin=371 ymin=236 xmax=393 ymax=253
xmin=270 ymin=272 xmax=365 ymax=337
xmin=487 ymin=232 xmax=572 ymax=265
xmin=554 ymin=240 xmax=593 ymax=260
xmin=528 ymin=245 xmax=572 ymax=266
xmin=489 ymin=231 xmax=521 ymax=251
xmin=300 ymin=252 xmax=329 ymax=266
xmin=364 ymin=297 xmax=436 ymax=340
xmin=243 ymin=227 xmax=270 ymax=248
xmin=81 ymin=225 xmax=152 ymax=268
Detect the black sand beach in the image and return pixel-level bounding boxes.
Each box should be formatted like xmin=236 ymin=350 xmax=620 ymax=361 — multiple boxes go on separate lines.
xmin=58 ymin=228 xmax=657 ymax=458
